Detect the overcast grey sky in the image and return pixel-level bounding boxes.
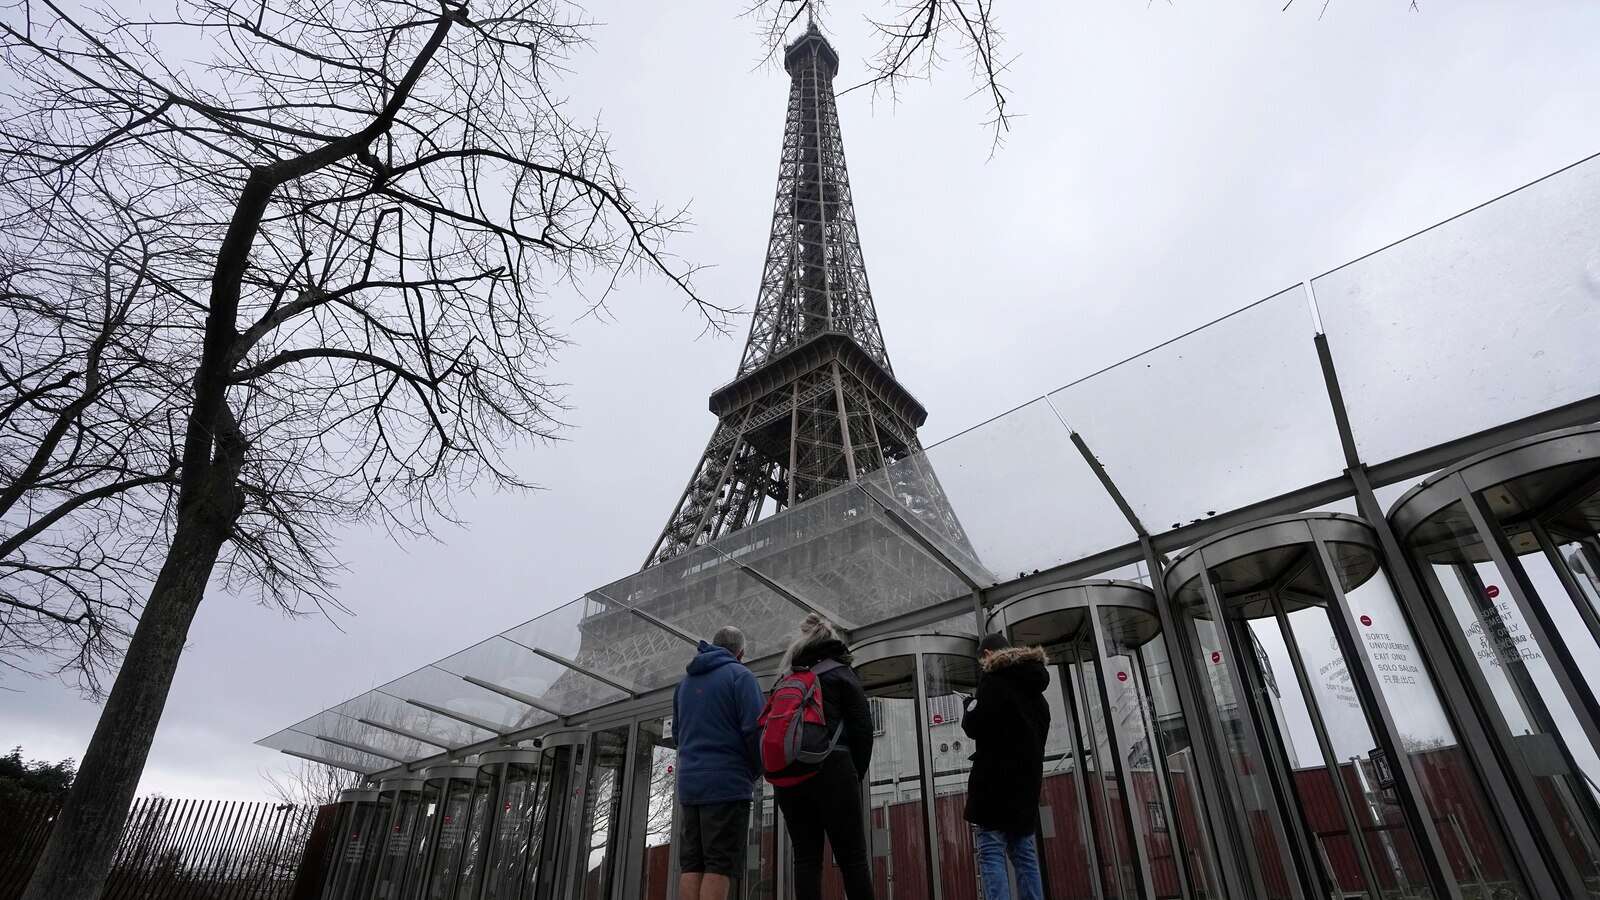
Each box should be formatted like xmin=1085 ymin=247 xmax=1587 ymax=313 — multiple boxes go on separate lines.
xmin=5 ymin=0 xmax=1600 ymax=799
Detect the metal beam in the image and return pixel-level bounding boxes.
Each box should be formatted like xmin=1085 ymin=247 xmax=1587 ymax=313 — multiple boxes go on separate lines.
xmin=277 ymin=748 xmax=373 ymax=776
xmin=401 ymin=698 xmax=507 ymax=737
xmin=1043 ymin=394 xmax=1151 ymax=539
xmin=525 ymin=646 xmax=640 ymax=697
xmin=309 ymin=733 xmax=407 ymax=765
xmin=1150 ymin=475 xmax=1354 ymax=554
xmin=354 ymin=717 xmax=452 ymax=752
xmin=731 ymin=557 xmax=856 ymax=632
xmin=461 ymin=673 xmax=567 ymax=720
xmin=1366 ymin=392 xmax=1600 ymax=493
xmin=857 ymin=479 xmax=989 ymax=590
xmin=588 ymin=588 xmax=702 ymax=646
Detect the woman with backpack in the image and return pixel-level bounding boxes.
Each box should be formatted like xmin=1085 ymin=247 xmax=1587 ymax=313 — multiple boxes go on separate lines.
xmin=765 ymin=613 xmax=876 ymax=900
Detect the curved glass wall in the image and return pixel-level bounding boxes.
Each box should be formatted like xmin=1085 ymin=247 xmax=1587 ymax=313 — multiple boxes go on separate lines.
xmin=477 ymin=750 xmax=541 ymax=900
xmin=1167 ymin=513 xmax=1523 ymax=900
xmin=324 ymin=788 xmax=385 ymax=900
xmin=622 ymin=717 xmax=677 ymax=900
xmin=369 ymin=778 xmax=425 ymax=900
xmin=1392 ymin=424 xmax=1600 ymax=899
xmin=531 ymin=733 xmax=585 ymax=900
xmin=991 ymin=580 xmax=1223 ymax=900
xmin=572 ymin=726 xmax=630 ymax=900
xmin=853 ymin=633 xmax=980 ymax=900
xmin=419 ymin=765 xmax=490 ymax=900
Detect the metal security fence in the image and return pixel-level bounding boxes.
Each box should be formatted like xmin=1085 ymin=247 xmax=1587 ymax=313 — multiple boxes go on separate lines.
xmin=0 ymin=794 xmax=336 ymax=900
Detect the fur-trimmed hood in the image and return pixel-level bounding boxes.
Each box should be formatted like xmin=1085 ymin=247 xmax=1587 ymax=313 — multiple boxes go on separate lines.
xmin=980 ymin=644 xmax=1047 ymax=674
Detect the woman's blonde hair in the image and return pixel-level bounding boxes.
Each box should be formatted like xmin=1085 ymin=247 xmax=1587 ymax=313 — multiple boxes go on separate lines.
xmin=779 ymin=612 xmax=842 ymax=673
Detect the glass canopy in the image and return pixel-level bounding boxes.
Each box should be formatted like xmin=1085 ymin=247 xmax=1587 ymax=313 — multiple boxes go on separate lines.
xmin=263 ymin=150 xmax=1600 ymax=776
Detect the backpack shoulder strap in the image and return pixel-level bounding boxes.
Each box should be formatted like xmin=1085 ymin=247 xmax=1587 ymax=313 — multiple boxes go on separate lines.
xmin=808 ymin=658 xmax=844 ymax=677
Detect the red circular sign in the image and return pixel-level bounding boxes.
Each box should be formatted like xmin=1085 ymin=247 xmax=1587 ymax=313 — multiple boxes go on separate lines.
xmin=1360 ymin=614 xmax=1373 ymax=627
xmin=932 ymin=713 xmax=945 ymax=725
xmin=1116 ymin=671 xmax=1128 ymax=682
xmin=666 ymin=765 xmax=674 ymax=775
xmin=1486 ymin=584 xmax=1501 ymax=599
xmin=1210 ymin=651 xmax=1222 ymax=664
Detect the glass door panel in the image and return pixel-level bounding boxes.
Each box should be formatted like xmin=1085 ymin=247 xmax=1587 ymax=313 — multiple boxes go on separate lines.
xmin=372 ymin=790 xmax=423 ymax=900
xmin=748 ymin=779 xmax=778 ymax=900
xmin=1185 ymin=608 xmax=1301 ymax=900
xmin=636 ymin=718 xmax=677 ymax=900
xmin=575 ymin=727 xmax=629 ymax=900
xmin=1038 ymin=663 xmax=1097 ymax=900
xmin=862 ymin=658 xmax=931 ymax=898
xmin=1335 ymin=545 xmax=1529 ymax=899
xmin=1138 ymin=637 xmax=1224 ymax=899
xmin=529 ymin=743 xmax=578 ymax=900
xmin=400 ymin=783 xmax=440 ymax=900
xmin=453 ymin=771 xmax=493 ymax=900
xmin=482 ymin=762 xmax=541 ymax=900
xmin=1423 ymin=517 xmax=1600 ymax=897
xmin=330 ymin=800 xmax=386 ymax=900
xmin=1097 ymin=609 xmax=1185 ymax=900
xmin=427 ymin=778 xmax=476 ymax=900
xmin=924 ymin=653 xmax=982 ymax=900
xmin=1071 ymin=652 xmax=1136 ymax=900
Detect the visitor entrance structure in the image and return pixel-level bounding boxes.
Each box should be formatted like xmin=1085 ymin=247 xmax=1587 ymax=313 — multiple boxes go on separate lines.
xmin=268 ymin=22 xmax=1600 ymax=900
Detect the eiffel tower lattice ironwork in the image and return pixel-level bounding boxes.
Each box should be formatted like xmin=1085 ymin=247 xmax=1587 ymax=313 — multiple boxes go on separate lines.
xmin=646 ymin=22 xmax=966 ymax=569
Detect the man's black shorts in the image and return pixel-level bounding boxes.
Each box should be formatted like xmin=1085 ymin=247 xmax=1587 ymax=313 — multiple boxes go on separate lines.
xmin=678 ymin=800 xmax=750 ymax=877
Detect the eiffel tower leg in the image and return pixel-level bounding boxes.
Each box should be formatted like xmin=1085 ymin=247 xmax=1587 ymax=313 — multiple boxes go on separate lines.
xmin=644 ymin=409 xmax=752 ymax=568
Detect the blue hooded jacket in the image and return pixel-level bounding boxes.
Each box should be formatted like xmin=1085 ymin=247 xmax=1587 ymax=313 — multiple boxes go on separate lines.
xmin=672 ymin=641 xmax=765 ymax=805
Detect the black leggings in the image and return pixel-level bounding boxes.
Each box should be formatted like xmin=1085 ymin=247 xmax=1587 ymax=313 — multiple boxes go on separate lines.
xmin=774 ymin=753 xmax=875 ymax=900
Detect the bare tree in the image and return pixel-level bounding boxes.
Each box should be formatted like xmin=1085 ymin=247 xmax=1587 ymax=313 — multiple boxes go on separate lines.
xmin=0 ymin=200 xmax=185 ymax=693
xmin=261 ymin=758 xmax=358 ymax=808
xmin=0 ymin=1 xmax=724 ymax=897
xmin=751 ymin=0 xmax=1015 ymax=149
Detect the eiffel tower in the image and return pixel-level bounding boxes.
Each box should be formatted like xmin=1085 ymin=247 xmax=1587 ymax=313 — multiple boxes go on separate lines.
xmin=645 ymin=21 xmax=961 ymax=570
xmin=533 ymin=23 xmax=979 ymax=719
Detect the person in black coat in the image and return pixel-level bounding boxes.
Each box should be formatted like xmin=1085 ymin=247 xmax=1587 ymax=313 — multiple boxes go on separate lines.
xmin=962 ymin=632 xmax=1050 ymax=900
xmin=772 ymin=613 xmax=876 ymax=900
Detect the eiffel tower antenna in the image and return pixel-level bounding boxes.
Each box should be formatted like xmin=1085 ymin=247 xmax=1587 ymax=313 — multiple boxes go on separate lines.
xmin=645 ymin=25 xmax=950 ymax=568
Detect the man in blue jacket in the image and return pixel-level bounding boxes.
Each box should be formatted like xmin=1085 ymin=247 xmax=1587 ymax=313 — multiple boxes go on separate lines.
xmin=673 ymin=625 xmax=765 ymax=900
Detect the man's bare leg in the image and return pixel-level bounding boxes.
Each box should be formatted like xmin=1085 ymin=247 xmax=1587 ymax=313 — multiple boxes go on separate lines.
xmin=700 ymin=873 xmax=732 ymax=900
xmin=679 ymin=873 xmax=703 ymax=900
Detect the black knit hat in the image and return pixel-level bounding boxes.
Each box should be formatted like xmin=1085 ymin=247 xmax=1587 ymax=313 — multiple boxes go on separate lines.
xmin=978 ymin=632 xmax=1011 ymax=655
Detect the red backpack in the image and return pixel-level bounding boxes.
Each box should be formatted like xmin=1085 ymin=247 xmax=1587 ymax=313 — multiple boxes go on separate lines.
xmin=757 ymin=660 xmax=844 ymax=787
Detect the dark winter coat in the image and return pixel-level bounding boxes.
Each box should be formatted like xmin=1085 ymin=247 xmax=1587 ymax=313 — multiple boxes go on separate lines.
xmin=962 ymin=645 xmax=1051 ymax=835
xmin=673 ymin=641 xmax=766 ymax=805
xmin=791 ymin=638 xmax=875 ymax=779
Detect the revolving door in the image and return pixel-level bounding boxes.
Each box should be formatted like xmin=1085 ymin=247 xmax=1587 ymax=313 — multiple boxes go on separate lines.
xmin=1391 ymin=424 xmax=1600 ymax=899
xmin=369 ymin=777 xmax=425 ymax=900
xmin=1166 ymin=513 xmax=1518 ymax=900
xmin=991 ymin=580 xmax=1222 ymax=900
xmin=323 ymin=788 xmax=385 ymax=900
xmin=417 ymin=765 xmax=493 ymax=900
xmin=853 ymin=633 xmax=981 ymax=900
xmin=529 ymin=732 xmax=585 ymax=900
xmin=476 ymin=749 xmax=544 ymax=900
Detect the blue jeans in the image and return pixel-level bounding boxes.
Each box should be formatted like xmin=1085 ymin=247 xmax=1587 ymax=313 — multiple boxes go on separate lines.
xmin=974 ymin=828 xmax=1043 ymax=900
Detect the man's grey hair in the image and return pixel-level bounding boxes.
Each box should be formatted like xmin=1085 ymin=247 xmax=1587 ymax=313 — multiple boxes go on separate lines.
xmin=712 ymin=625 xmax=746 ymax=658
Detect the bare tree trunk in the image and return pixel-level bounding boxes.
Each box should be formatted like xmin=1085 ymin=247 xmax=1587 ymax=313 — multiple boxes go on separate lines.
xmin=21 ymin=460 xmax=244 ymax=900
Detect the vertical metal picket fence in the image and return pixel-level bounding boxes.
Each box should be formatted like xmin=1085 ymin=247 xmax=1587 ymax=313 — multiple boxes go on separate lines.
xmin=0 ymin=793 xmax=336 ymax=900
